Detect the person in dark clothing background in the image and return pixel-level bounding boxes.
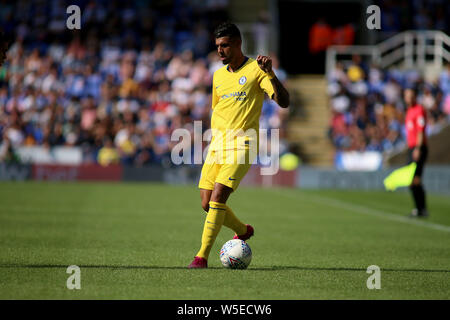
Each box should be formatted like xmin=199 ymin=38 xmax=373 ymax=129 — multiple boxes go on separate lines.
xmin=404 ymin=87 xmax=429 ymax=218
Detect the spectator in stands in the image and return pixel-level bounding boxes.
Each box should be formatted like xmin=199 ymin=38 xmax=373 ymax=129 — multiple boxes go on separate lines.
xmin=328 ymin=54 xmax=449 ymax=155
xmin=346 ymin=55 xmax=365 ymax=83
xmin=439 ymin=63 xmax=450 ymax=96
xmin=97 ymin=137 xmax=119 ymax=167
xmin=0 ymin=0 xmax=288 ymax=169
xmin=331 ymin=23 xmax=355 ymax=46
xmin=0 ymin=135 xmax=20 ymax=163
xmin=308 ymin=18 xmax=333 ymax=54
xmin=376 ymin=0 xmax=450 ymax=36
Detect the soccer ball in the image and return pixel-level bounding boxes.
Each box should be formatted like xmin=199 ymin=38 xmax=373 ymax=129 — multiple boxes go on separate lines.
xmin=219 ymin=239 xmax=252 ymax=269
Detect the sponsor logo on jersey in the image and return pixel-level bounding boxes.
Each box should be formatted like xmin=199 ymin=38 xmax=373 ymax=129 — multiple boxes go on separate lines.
xmin=417 ymin=116 xmax=425 ymax=127
xmin=221 ymin=91 xmax=247 ymax=102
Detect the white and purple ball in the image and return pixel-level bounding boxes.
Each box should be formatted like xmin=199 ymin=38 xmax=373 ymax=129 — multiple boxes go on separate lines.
xmin=219 ymin=239 xmax=252 ymax=269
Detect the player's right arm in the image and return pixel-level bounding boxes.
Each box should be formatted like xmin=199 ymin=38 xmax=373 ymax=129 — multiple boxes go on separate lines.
xmin=211 ymin=73 xmax=219 ymax=109
xmin=256 ymin=55 xmax=290 ymax=108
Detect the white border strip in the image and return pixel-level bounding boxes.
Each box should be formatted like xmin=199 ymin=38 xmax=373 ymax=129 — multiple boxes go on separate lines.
xmin=278 ymin=191 xmax=450 ymax=233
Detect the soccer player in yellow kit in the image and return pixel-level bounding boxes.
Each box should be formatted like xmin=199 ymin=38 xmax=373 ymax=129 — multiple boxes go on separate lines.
xmin=188 ymin=22 xmax=289 ymax=268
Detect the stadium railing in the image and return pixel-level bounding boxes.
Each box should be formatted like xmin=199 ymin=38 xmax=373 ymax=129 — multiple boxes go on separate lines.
xmin=326 ymin=30 xmax=450 ymax=78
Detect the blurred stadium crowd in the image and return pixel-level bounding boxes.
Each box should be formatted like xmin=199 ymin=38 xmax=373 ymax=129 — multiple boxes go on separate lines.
xmin=327 ymin=0 xmax=450 ymax=155
xmin=376 ymin=0 xmax=449 ymax=39
xmin=0 ymin=0 xmax=288 ymax=166
xmin=327 ymin=55 xmax=450 ymax=154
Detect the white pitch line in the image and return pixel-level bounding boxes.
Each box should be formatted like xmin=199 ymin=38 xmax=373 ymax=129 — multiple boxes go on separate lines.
xmin=276 ymin=190 xmax=450 ymax=234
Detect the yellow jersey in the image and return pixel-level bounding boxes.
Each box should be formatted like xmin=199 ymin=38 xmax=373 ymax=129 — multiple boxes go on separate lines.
xmin=209 ymin=57 xmax=275 ymax=151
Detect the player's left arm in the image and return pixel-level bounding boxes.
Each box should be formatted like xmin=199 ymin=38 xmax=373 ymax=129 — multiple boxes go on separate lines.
xmin=413 ymin=131 xmax=423 ymax=161
xmin=412 ymin=108 xmax=426 ymax=161
xmin=256 ymin=55 xmax=290 ymax=108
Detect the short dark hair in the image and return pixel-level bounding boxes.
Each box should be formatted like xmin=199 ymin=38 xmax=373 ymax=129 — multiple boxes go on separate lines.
xmin=214 ymin=22 xmax=241 ymax=40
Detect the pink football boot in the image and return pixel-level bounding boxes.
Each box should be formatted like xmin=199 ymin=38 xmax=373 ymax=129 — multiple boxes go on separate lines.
xmin=233 ymin=224 xmax=254 ymax=241
xmin=188 ymin=256 xmax=208 ymax=269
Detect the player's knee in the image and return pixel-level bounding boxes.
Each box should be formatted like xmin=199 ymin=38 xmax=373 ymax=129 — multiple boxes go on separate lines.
xmin=211 ymin=183 xmax=233 ymax=203
xmin=201 ymin=200 xmax=209 ymax=212
xmin=200 ymin=189 xmax=212 ymax=212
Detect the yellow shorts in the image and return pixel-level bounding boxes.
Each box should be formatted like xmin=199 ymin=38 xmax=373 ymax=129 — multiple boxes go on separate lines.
xmin=198 ymin=148 xmax=255 ymax=191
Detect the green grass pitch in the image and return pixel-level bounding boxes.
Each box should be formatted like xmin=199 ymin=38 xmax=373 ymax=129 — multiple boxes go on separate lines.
xmin=0 ymin=181 xmax=449 ymax=299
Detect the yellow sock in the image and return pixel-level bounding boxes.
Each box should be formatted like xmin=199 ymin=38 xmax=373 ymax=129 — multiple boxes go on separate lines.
xmin=224 ymin=205 xmax=247 ymax=235
xmin=196 ymin=201 xmax=226 ymax=260
xmin=202 ymin=205 xmax=247 ymax=236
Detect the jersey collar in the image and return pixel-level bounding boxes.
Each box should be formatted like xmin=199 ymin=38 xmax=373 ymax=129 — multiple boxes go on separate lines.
xmin=227 ymin=56 xmax=249 ymax=73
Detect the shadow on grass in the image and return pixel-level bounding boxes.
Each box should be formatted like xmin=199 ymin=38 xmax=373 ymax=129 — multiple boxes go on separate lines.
xmin=0 ymin=264 xmax=449 ymax=273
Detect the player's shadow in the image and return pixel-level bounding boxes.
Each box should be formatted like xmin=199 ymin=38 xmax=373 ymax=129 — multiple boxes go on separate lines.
xmin=1 ymin=264 xmax=449 ymax=273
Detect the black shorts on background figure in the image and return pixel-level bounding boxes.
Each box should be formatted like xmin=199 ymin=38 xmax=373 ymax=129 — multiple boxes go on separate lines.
xmin=407 ymin=145 xmax=428 ymax=217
